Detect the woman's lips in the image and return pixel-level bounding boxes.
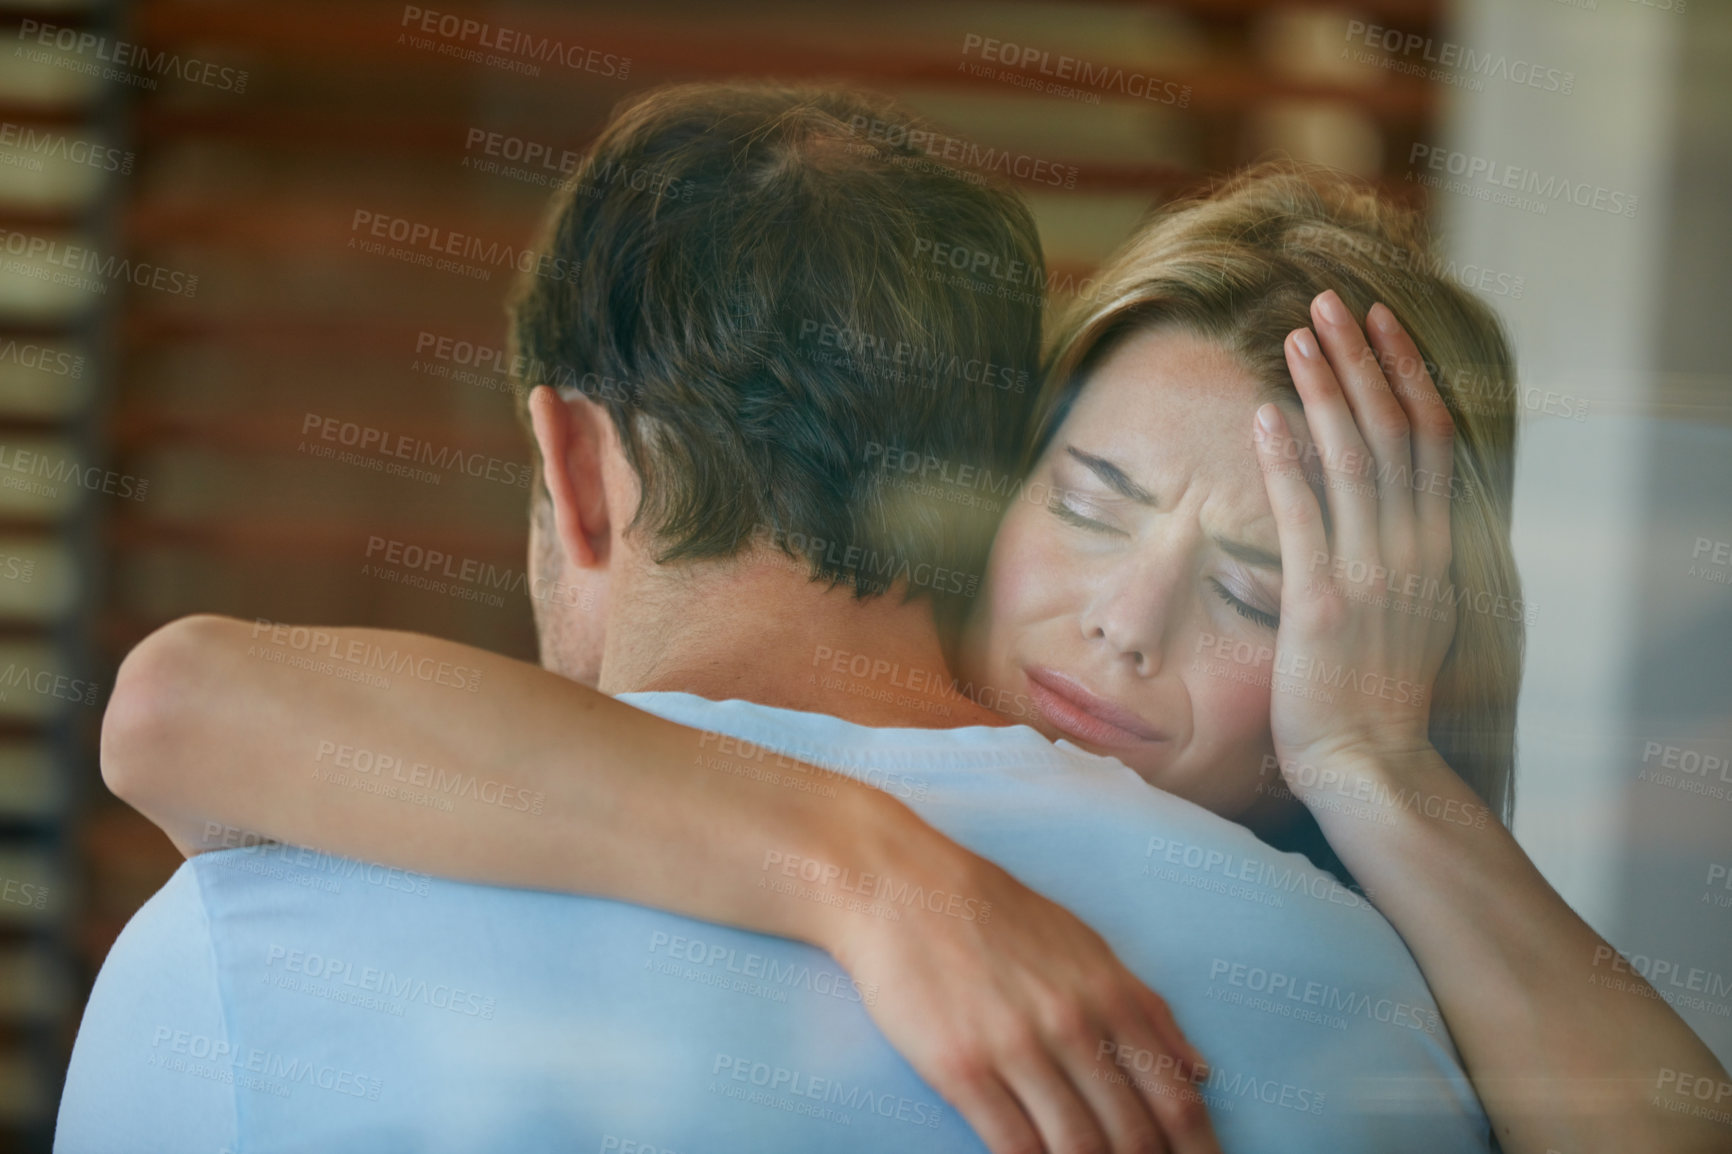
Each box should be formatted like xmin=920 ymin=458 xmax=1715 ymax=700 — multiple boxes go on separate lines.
xmin=1023 ymin=667 xmax=1166 ymax=748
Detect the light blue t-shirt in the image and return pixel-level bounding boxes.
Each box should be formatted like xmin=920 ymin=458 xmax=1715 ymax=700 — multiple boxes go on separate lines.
xmin=58 ymin=692 xmax=1489 ymax=1153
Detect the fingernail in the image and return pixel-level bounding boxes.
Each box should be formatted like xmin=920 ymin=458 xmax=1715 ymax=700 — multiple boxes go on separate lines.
xmin=1291 ymin=329 xmax=1319 ymax=360
xmin=1256 ymin=403 xmax=1283 ymax=436
xmin=1315 ymin=290 xmax=1350 ymax=327
xmin=1368 ymin=302 xmax=1398 ymax=335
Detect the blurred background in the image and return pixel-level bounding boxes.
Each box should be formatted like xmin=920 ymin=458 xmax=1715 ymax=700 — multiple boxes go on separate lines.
xmin=0 ymin=0 xmax=1725 ymax=1147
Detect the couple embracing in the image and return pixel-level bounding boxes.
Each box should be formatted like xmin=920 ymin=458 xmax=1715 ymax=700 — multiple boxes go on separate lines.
xmin=59 ymin=83 xmax=1725 ymax=1154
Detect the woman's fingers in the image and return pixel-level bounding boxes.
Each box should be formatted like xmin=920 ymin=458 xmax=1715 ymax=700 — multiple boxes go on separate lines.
xmin=1063 ymin=1024 xmax=1172 ymax=1154
xmin=1102 ymin=1006 xmax=1223 ymax=1154
xmin=1366 ymin=302 xmax=1457 ymax=561
xmin=1135 ymin=984 xmax=1208 ymax=1080
xmin=943 ymin=1067 xmax=1045 ymax=1154
xmin=1283 ymin=325 xmax=1377 ymax=560
xmin=1253 ymin=403 xmax=1330 ymax=610
xmin=1310 ymin=291 xmax=1418 ymax=550
xmin=1000 ymin=1042 xmax=1113 ymax=1154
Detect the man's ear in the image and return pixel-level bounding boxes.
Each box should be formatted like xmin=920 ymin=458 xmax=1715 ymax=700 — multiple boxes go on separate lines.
xmin=528 ymin=386 xmax=611 ymax=568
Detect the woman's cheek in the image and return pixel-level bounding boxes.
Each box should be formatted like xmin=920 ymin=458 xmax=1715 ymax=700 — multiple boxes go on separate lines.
xmin=1179 ymin=651 xmax=1275 ymax=811
xmin=964 ymin=506 xmax=1055 ymax=685
xmin=986 ymin=508 xmax=1073 ymax=621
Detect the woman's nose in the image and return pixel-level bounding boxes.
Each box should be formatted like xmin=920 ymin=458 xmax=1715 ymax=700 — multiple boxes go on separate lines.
xmin=1078 ymin=551 xmax=1187 ymax=676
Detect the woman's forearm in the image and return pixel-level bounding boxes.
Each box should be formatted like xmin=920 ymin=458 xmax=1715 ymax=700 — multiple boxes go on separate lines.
xmin=1305 ymin=749 xmax=1730 ymax=1154
xmin=101 ymin=614 xmax=940 ymax=955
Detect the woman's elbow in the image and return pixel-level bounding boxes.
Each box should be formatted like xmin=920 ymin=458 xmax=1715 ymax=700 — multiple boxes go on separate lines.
xmin=100 ymin=614 xmax=235 ymax=815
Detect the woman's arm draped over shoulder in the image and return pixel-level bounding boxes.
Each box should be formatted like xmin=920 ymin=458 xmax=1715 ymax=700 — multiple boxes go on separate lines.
xmin=102 ymin=614 xmax=879 ymax=946
xmin=1253 ymin=293 xmax=1731 ymax=1154
xmin=101 ymin=614 xmax=1223 ymax=1154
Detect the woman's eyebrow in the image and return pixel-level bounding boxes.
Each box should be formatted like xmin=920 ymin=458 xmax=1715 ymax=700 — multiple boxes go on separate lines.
xmin=1065 ymin=445 xmax=1282 ymax=569
xmin=1064 ymin=446 xmax=1155 ymax=504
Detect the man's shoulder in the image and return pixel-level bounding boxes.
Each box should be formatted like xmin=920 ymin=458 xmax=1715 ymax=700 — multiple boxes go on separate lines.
xmin=616 ymin=690 xmax=1125 ymax=776
xmin=58 ymin=862 xmax=240 ymax=1151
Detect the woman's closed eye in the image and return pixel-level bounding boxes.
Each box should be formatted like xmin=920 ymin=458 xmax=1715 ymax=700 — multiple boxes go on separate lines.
xmin=1048 ymin=493 xmax=1129 ymax=537
xmin=1210 ymin=579 xmax=1279 ymax=630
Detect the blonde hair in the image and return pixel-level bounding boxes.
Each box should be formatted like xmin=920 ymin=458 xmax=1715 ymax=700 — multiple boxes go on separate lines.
xmin=1034 ymin=163 xmax=1523 ymax=824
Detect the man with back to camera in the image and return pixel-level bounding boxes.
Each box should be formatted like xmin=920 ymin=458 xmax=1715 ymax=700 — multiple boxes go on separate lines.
xmin=57 ymin=83 xmax=1489 ymax=1154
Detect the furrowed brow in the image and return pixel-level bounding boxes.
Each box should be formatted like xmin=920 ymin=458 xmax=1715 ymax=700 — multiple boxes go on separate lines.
xmin=1065 ymin=446 xmax=1155 ymax=505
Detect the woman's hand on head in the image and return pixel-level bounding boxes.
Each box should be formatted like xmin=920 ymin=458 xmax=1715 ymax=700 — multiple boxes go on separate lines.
xmin=827 ymin=842 xmax=1221 ymax=1154
xmin=1251 ymin=290 xmax=1459 ymax=804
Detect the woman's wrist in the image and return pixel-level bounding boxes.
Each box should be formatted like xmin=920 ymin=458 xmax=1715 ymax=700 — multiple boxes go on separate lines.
xmin=1278 ymin=742 xmax=1495 ymax=858
xmin=797 ymin=784 xmax=984 ymax=968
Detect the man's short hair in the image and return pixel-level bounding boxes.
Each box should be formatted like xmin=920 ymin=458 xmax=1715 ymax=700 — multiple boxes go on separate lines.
xmin=510 ymin=82 xmax=1044 ymax=603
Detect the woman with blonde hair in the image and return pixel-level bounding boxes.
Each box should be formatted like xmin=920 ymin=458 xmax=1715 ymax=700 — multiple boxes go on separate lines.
xmin=106 ymin=155 xmax=1728 ymax=1154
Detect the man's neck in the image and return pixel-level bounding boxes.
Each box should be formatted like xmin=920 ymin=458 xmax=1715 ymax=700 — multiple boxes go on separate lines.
xmin=596 ymin=552 xmax=1000 ymax=729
